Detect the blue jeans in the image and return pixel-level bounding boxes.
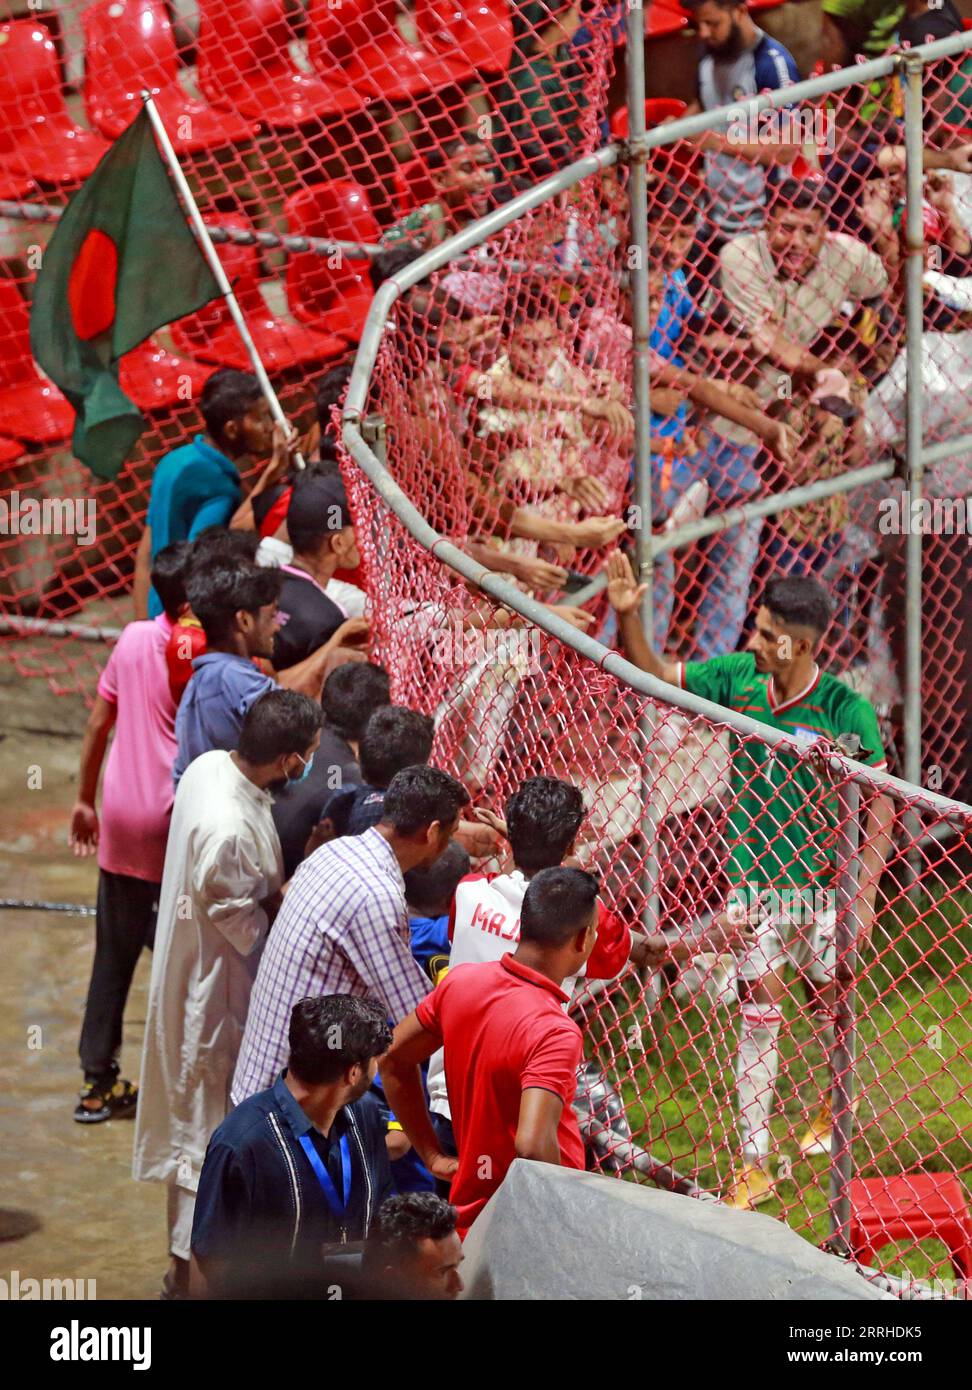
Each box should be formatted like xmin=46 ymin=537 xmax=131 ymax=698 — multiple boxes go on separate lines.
xmin=652 ymin=431 xmax=761 ymax=660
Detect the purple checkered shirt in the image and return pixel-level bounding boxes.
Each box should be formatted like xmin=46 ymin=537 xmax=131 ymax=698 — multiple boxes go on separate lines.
xmin=232 ymin=826 xmax=429 ymax=1103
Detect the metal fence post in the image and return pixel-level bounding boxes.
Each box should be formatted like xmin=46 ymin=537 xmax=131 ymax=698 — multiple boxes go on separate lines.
xmin=361 ymin=414 xmax=392 ymax=648
xmin=625 ymin=0 xmax=661 ymax=946
xmin=626 ymin=0 xmax=653 ymax=634
xmin=902 ymin=54 xmax=926 ymax=885
xmin=828 ymin=778 xmax=861 ymax=1257
xmin=362 ymin=413 xmax=387 ymax=464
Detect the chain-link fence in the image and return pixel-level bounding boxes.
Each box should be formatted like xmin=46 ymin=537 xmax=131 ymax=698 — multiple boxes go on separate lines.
xmin=348 ymin=332 xmax=972 ymax=1294
xmin=340 ymin=26 xmax=972 ymax=1292
xmin=2 ymin=6 xmax=972 ymax=805
xmin=1 ymin=0 xmax=972 ymax=1292
xmin=0 ymin=0 xmax=616 ymax=686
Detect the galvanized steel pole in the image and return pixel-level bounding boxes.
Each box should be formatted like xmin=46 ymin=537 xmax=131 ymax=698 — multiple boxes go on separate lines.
xmin=828 ymin=780 xmax=861 ymax=1256
xmin=902 ymin=56 xmax=926 ymax=878
xmin=625 ymin=0 xmax=662 ymax=949
xmin=626 ymin=0 xmax=653 ymax=640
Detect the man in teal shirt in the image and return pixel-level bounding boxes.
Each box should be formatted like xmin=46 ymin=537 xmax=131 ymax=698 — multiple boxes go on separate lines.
xmin=134 ymin=370 xmax=281 ymax=618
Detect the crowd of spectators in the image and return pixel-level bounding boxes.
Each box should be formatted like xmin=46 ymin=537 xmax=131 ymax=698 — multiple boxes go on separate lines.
xmin=71 ymin=354 xmax=744 ymax=1297
xmin=62 ymin=0 xmax=972 ymax=1298
xmin=350 ymin=1 xmax=972 ymax=724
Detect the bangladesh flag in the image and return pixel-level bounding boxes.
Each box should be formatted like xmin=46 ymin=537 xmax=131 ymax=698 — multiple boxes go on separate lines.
xmin=30 ymin=108 xmax=221 ymax=480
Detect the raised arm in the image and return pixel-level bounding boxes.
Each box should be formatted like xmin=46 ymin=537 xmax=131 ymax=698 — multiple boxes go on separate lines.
xmin=605 ymin=550 xmax=680 ymax=684
xmin=272 ymin=618 xmax=370 ymax=696
xmin=466 ymin=368 xmax=634 ymax=440
xmin=653 ymin=359 xmax=794 ymax=462
xmin=686 ymin=375 xmax=794 ymax=462
xmin=693 ymin=129 xmax=800 ymax=169
xmin=878 ymin=142 xmax=972 ymax=178
xmin=229 ymin=423 xmax=296 ymax=531
xmin=339 ymin=896 xmax=431 ymax=1026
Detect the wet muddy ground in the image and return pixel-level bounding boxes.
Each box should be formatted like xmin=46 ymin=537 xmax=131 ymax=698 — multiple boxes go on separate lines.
xmin=0 ymin=664 xmax=163 ymax=1301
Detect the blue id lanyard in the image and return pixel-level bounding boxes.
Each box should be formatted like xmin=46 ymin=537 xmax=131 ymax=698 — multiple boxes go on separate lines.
xmin=298 ymin=1132 xmax=352 ymax=1242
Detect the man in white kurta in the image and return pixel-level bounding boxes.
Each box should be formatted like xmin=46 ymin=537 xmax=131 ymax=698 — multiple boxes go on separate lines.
xmin=133 ymin=747 xmax=284 ymax=1286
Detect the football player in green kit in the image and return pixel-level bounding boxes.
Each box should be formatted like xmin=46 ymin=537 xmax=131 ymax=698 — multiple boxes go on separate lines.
xmin=606 ymin=553 xmax=894 ymax=1208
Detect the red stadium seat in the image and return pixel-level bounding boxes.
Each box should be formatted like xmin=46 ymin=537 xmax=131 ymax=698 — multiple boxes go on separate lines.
xmin=653 ymin=0 xmax=779 ymax=24
xmin=609 ymin=98 xmax=702 ymax=189
xmin=0 ymin=434 xmax=25 ymax=468
xmin=645 ymin=1 xmax=690 ymax=39
xmin=171 ymin=215 xmax=347 ymax=369
xmin=118 ymin=340 xmax=214 ymax=412
xmin=413 ymin=0 xmax=514 ymax=77
xmin=0 ymin=277 xmax=74 ymax=443
xmin=609 ymin=97 xmax=687 ymax=139
xmin=0 ymin=161 xmax=37 ymax=199
xmin=849 ymin=1174 xmax=972 ymax=1280
xmin=82 ymin=0 xmax=257 ymax=151
xmin=198 ymin=0 xmax=362 ymax=129
xmin=392 ymin=157 xmax=438 ymax=217
xmin=285 ymin=182 xmax=379 ymax=343
xmin=0 ymin=23 xmax=109 ymax=186
xmin=307 ymin=0 xmax=474 ymax=103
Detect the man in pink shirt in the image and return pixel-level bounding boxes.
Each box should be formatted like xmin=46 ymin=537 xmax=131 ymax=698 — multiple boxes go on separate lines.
xmin=69 ymin=542 xmax=191 ymax=1123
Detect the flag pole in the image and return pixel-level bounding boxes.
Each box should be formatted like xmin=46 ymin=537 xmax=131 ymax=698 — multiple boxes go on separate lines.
xmin=140 ymin=92 xmax=305 ymax=470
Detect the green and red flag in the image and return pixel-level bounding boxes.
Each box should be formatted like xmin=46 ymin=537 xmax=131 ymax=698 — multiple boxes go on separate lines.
xmin=30 ymin=108 xmax=221 ymax=480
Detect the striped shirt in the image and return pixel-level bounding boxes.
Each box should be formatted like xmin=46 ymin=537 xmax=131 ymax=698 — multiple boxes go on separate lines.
xmin=231 ymin=827 xmax=429 ymax=1104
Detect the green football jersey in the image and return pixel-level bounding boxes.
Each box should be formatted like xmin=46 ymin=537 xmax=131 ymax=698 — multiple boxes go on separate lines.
xmin=679 ymin=652 xmax=887 ymax=891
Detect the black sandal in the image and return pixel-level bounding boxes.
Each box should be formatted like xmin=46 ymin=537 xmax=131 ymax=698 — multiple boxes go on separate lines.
xmin=73 ymin=1077 xmax=138 ymax=1124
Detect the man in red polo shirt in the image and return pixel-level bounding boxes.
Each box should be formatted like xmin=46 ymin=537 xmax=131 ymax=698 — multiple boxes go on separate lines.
xmin=381 ymin=866 xmax=597 ymax=1236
